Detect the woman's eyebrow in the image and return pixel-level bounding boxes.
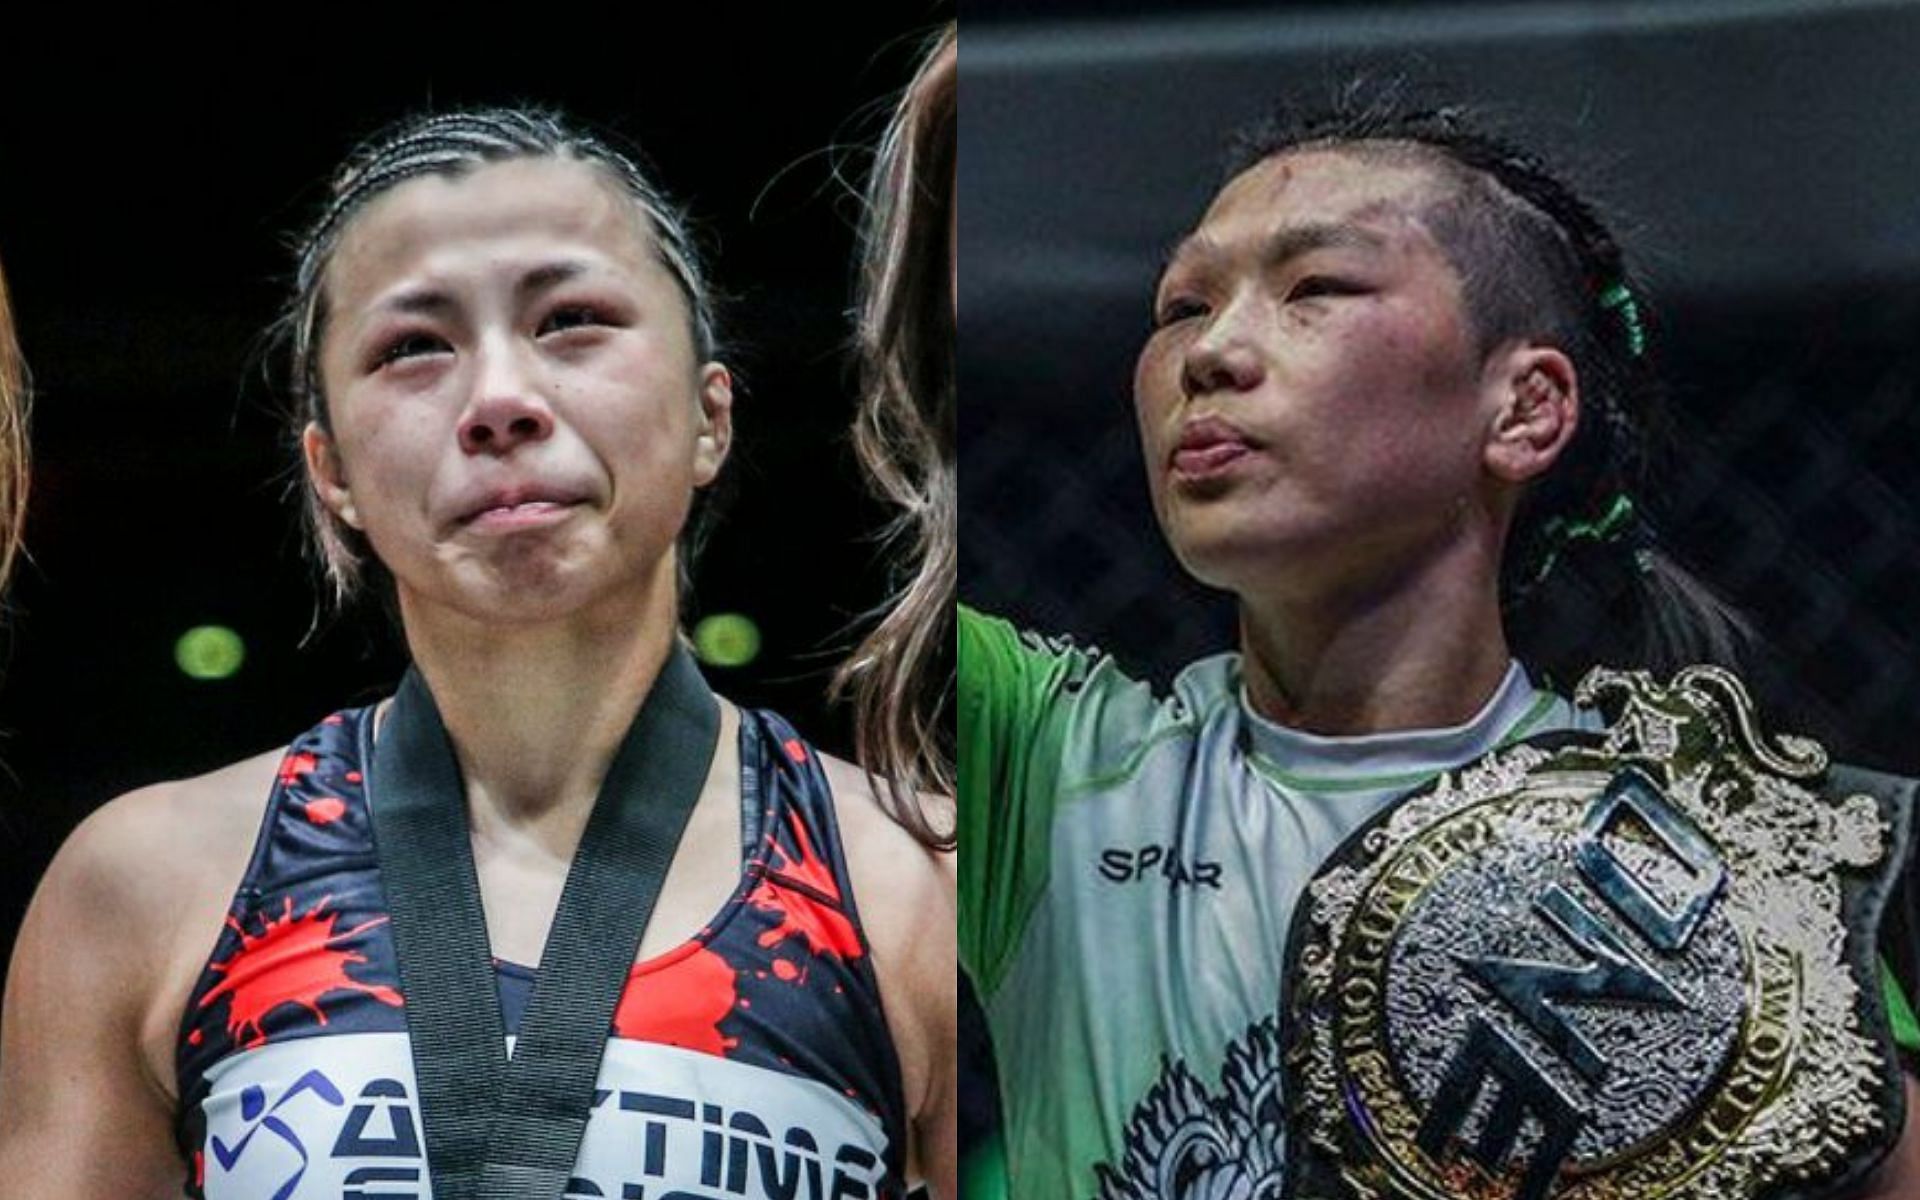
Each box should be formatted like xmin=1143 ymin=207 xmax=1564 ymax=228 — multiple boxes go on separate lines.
xmin=364 ymin=259 xmax=598 ymax=319
xmin=518 ymin=259 xmax=593 ymax=297
xmin=1259 ymin=221 xmax=1388 ymax=268
xmin=373 ymin=286 xmax=456 ymax=318
xmin=1160 ymin=220 xmax=1387 ymax=281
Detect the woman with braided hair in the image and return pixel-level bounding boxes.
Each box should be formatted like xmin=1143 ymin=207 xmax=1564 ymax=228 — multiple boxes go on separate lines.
xmin=957 ymin=100 xmax=1920 ymax=1198
xmin=0 ymin=108 xmax=954 ymax=1198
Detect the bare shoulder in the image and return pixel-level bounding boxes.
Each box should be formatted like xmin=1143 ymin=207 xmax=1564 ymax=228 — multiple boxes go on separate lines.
xmin=817 ymin=751 xmax=953 ymax=913
xmin=0 ymin=747 xmax=287 ymax=1195
xmin=815 ymin=747 xmax=953 ymax=1031
xmin=817 ymin=751 xmax=956 ymax=1195
xmin=72 ymin=746 xmax=282 ymax=850
xmin=815 ymin=751 xmax=953 ymax=990
xmin=18 ymin=748 xmax=285 ymax=1038
xmin=41 ymin=747 xmax=284 ymax=939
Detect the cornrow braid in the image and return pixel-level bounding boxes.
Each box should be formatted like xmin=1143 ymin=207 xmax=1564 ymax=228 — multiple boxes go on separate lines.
xmin=1227 ymin=94 xmax=1751 ymax=683
xmin=276 ymin=107 xmax=724 ymax=608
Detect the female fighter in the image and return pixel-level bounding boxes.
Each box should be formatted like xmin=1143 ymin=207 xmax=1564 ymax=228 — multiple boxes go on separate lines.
xmin=0 ymin=110 xmax=954 ymax=1199
xmin=837 ymin=23 xmax=957 ymax=847
xmin=957 ymin=103 xmax=1920 ymax=1198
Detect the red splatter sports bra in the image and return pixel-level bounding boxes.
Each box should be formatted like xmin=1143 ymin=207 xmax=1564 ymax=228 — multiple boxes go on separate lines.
xmin=175 ymin=703 xmax=907 ymax=1200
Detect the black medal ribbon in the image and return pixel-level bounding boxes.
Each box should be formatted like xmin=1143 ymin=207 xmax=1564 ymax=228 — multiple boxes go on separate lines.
xmin=366 ymin=643 xmax=721 ymax=1200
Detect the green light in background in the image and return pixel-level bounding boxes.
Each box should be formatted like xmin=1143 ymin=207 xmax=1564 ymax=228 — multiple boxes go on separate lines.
xmin=693 ymin=612 xmax=761 ymax=668
xmin=176 ymin=625 xmax=246 ymax=681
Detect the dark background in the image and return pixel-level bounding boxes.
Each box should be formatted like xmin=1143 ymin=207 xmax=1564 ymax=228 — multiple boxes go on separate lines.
xmin=959 ymin=0 xmax=1920 ymax=1191
xmin=0 ymin=10 xmax=952 ymax=990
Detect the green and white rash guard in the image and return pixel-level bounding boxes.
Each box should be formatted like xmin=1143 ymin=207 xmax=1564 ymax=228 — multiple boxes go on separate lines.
xmin=957 ymin=606 xmax=1592 ymax=1199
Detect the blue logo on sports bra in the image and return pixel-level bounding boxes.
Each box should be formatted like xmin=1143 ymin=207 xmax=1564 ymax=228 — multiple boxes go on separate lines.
xmin=210 ymin=1071 xmax=346 ymax=1200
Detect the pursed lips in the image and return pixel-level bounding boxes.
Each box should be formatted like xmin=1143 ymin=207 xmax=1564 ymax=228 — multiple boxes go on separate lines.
xmin=1170 ymin=415 xmax=1257 ymax=478
xmin=454 ymin=483 xmax=592 ymax=530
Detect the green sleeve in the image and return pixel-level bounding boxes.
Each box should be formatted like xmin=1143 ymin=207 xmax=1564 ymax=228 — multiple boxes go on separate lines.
xmin=957 ymin=605 xmax=1082 ymax=997
xmin=1882 ymin=958 xmax=1920 ymax=1060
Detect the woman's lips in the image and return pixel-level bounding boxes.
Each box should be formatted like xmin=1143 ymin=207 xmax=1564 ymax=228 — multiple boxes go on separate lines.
xmin=1172 ymin=441 xmax=1252 ymax=478
xmin=461 ymin=498 xmax=583 ymax=533
xmin=1171 ymin=418 xmax=1256 ymax=482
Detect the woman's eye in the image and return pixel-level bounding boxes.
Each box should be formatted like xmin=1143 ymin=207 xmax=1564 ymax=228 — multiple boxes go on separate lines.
xmin=1288 ymin=276 xmax=1366 ymax=302
xmin=375 ymin=333 xmax=448 ymax=367
xmin=540 ymin=306 xmax=608 ymax=335
xmin=1154 ymin=297 xmax=1208 ymax=328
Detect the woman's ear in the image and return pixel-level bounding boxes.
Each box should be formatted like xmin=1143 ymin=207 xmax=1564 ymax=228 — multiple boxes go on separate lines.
xmin=302 ymin=421 xmax=362 ymax=529
xmin=1484 ymin=344 xmax=1578 ymax=485
xmin=693 ymin=363 xmax=734 ymax=486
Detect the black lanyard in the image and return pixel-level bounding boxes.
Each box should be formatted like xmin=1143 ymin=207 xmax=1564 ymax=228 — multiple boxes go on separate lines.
xmin=366 ymin=644 xmax=720 ymax=1200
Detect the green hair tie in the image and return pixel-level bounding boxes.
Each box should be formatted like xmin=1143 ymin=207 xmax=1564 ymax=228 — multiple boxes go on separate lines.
xmin=1599 ymin=282 xmax=1648 ymax=358
xmin=1558 ymin=492 xmax=1636 ymax=545
xmin=1528 ymin=493 xmax=1639 ymax=587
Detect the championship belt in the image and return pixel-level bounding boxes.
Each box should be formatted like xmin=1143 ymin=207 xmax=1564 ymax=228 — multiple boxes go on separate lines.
xmin=1280 ymin=666 xmax=1914 ymax=1200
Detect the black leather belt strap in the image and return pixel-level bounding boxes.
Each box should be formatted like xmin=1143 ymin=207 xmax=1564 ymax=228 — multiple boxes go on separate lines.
xmin=366 ymin=644 xmax=720 ymax=1200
